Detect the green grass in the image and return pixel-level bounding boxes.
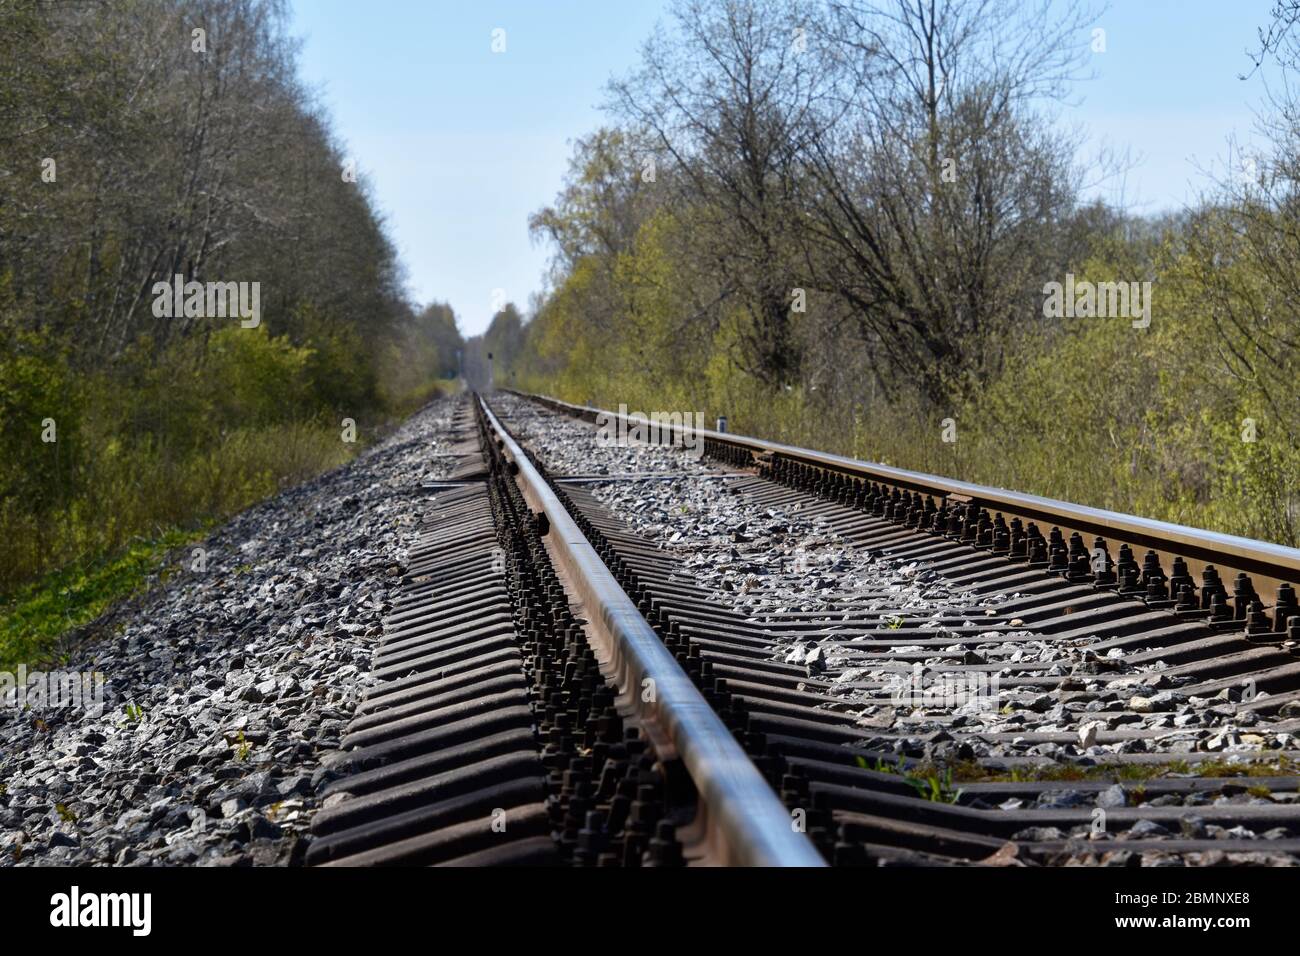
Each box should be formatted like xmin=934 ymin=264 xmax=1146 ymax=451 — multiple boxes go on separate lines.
xmin=854 ymin=754 xmax=1300 ymax=793
xmin=0 ymin=527 xmax=207 ymax=671
xmin=854 ymin=755 xmax=964 ymax=802
xmin=943 ymin=756 xmax=1299 ymax=786
xmin=0 ymin=380 xmax=454 ymax=673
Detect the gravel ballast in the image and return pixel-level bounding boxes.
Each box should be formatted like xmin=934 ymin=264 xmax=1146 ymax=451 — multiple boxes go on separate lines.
xmin=0 ymin=397 xmax=466 ymax=867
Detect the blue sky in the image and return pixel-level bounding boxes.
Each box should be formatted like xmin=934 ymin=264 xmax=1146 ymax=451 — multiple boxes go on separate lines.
xmin=287 ymin=0 xmax=1283 ymax=336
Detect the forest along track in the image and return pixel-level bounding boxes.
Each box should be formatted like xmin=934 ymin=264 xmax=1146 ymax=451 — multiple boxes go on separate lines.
xmin=489 ymin=391 xmax=1300 ymax=866
xmin=307 ymin=397 xmax=820 ymax=866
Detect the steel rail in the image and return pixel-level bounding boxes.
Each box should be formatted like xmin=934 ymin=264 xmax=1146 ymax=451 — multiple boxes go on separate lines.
xmin=478 ymin=397 xmax=825 ymax=867
xmin=513 ymin=391 xmax=1300 ymax=588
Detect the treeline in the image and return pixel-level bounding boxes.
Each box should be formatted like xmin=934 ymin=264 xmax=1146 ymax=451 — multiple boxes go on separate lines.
xmin=0 ymin=0 xmax=462 ymax=590
xmin=501 ymin=0 xmax=1300 ymax=547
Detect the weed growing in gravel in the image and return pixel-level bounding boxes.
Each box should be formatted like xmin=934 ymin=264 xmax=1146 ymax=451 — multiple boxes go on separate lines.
xmin=943 ymin=756 xmax=1299 ymax=785
xmin=123 ymin=702 xmax=144 ymax=722
xmin=1184 ymin=756 xmax=1299 ymax=778
xmin=855 ymin=754 xmax=964 ymax=802
xmin=855 ymin=754 xmax=909 ymax=775
xmin=907 ymin=768 xmax=964 ymax=804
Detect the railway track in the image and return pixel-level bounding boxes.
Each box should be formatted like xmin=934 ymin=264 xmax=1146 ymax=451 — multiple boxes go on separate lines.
xmin=307 ymin=398 xmax=820 ymax=866
xmin=309 ymin=392 xmax=1300 ymax=867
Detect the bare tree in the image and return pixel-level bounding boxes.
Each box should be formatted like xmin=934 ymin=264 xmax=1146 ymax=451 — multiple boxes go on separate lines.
xmin=795 ymin=0 xmax=1096 ymax=404
xmin=608 ymin=0 xmax=843 ymax=387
